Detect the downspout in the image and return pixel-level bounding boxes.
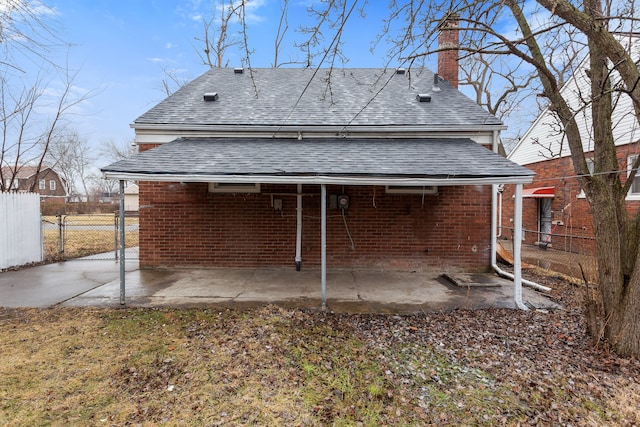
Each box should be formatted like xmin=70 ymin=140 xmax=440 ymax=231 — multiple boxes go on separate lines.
xmin=497 ymin=185 xmax=503 ymax=238
xmin=490 ymin=131 xmax=550 ymax=296
xmin=119 ymin=180 xmax=126 ymax=305
xmin=295 ymin=184 xmax=302 ymax=271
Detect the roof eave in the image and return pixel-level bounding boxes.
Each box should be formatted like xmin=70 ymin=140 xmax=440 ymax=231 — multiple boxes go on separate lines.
xmin=102 ymin=171 xmax=533 ymax=186
xmin=131 ymin=123 xmax=507 ymax=133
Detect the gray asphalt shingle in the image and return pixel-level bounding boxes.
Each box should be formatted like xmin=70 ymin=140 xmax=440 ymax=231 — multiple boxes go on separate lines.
xmin=103 ymin=137 xmax=533 ymax=179
xmin=134 ymin=68 xmax=503 ymax=129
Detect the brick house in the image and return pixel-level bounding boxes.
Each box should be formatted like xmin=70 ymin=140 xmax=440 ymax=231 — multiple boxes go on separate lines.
xmin=102 ymin=20 xmax=535 ymax=306
xmin=1 ymin=166 xmax=67 ymax=199
xmin=503 ymin=35 xmax=640 ymax=255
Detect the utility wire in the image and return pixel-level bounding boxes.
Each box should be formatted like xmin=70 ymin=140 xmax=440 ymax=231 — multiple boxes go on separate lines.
xmin=524 ymin=166 xmax=640 ymax=183
xmin=273 ymin=0 xmax=360 ymax=137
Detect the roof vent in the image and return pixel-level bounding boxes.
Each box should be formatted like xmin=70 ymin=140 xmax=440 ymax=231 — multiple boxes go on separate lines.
xmin=432 ymin=73 xmax=441 ymax=92
xmin=203 ymin=92 xmax=219 ymax=102
xmin=416 ymin=94 xmax=431 ymax=102
xmin=396 ymin=68 xmax=406 ymax=75
xmin=234 ymin=68 xmax=244 ymax=74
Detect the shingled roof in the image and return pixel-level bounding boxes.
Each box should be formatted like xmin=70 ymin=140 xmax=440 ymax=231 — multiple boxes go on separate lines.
xmin=103 ymin=137 xmax=533 ymax=185
xmin=133 ymin=67 xmax=503 ymax=130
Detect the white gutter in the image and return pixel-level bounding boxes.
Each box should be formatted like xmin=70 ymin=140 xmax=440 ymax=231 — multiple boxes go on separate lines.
xmin=132 ymin=123 xmax=507 ymax=134
xmin=102 ymin=172 xmax=533 ymax=186
xmin=490 ymin=131 xmax=550 ymax=296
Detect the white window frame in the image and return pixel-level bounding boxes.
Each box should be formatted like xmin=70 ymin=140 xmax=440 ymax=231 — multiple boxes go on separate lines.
xmin=49 ymin=180 xmax=56 ymax=191
xmin=39 ymin=179 xmax=46 ymax=190
xmin=208 ymin=182 xmax=261 ymax=193
xmin=385 ymin=185 xmax=438 ymax=195
xmin=627 ymin=154 xmax=640 ymax=200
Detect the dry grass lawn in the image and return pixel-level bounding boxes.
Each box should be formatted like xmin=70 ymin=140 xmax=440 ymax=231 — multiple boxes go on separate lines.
xmin=1 ymin=276 xmax=639 ymax=426
xmin=42 ymin=214 xmax=139 ymax=260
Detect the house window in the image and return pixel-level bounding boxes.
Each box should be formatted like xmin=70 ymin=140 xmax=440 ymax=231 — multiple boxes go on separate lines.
xmin=208 ymin=182 xmax=261 ymax=193
xmin=49 ymin=180 xmax=56 ymax=191
xmin=628 ymin=155 xmax=640 ymax=196
xmin=12 ymin=180 xmax=18 ymax=189
xmin=385 ymin=185 xmax=438 ymax=195
xmin=39 ymin=180 xmax=46 ymax=190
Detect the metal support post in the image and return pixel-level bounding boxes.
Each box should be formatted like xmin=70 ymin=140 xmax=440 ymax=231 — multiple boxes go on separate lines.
xmin=321 ymin=184 xmax=327 ymax=310
xmin=513 ymin=183 xmax=527 ymax=310
xmin=119 ymin=180 xmax=126 ymax=305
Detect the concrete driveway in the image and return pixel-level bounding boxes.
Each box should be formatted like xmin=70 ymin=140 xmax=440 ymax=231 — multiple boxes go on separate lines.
xmin=0 ymin=260 xmax=138 ymax=308
xmin=0 ymin=260 xmax=558 ymax=313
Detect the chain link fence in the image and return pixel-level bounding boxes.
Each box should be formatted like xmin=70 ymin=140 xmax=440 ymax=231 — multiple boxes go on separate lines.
xmin=43 ymin=213 xmax=139 ymax=261
xmin=498 ymin=226 xmax=598 ymax=283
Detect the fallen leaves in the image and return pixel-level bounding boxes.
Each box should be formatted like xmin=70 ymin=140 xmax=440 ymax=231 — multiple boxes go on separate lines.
xmin=0 ymin=276 xmax=638 ymax=425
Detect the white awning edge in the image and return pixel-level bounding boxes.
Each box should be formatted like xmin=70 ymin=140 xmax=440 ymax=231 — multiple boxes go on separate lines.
xmin=102 ymin=172 xmax=534 ymax=186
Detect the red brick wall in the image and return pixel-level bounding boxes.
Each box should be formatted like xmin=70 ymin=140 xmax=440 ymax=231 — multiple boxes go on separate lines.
xmin=138 ymin=143 xmax=160 ymax=152
xmin=502 ymin=145 xmax=640 ymax=255
xmin=138 ymin=182 xmax=493 ymax=271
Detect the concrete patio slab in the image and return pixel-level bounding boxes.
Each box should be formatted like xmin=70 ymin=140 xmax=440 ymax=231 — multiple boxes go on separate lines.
xmin=60 ymin=266 xmax=559 ymax=313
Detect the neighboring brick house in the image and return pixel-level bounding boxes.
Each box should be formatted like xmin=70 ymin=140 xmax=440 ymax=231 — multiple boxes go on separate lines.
xmin=102 ymin=20 xmax=533 ymax=279
xmin=0 ymin=166 xmax=67 ymax=199
xmin=504 ymin=34 xmax=640 ymax=255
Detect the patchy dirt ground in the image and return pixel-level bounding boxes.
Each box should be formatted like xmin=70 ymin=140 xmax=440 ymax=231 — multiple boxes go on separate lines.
xmin=0 ymin=274 xmax=638 ymax=426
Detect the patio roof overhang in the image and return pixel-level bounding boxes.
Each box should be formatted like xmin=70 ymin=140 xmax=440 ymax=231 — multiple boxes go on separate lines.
xmin=107 ymin=136 xmax=534 ymax=310
xmin=101 ymin=137 xmax=535 ymax=185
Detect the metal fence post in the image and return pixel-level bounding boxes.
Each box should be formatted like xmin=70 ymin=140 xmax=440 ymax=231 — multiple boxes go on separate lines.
xmin=114 ymin=212 xmax=119 ymax=261
xmin=57 ymin=214 xmax=65 ymax=260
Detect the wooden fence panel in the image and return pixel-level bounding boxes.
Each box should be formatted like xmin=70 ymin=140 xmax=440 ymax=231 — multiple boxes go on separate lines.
xmin=0 ymin=192 xmax=42 ymax=269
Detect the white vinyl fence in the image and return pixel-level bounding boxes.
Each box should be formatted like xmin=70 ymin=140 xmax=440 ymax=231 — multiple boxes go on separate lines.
xmin=0 ymin=192 xmax=42 ymax=269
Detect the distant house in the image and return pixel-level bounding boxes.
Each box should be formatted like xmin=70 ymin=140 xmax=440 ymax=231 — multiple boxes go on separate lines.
xmin=102 ymin=17 xmax=533 ymax=277
xmin=504 ymin=34 xmax=640 ymax=254
xmin=124 ymin=183 xmax=139 ymax=211
xmin=0 ymin=166 xmax=67 ymax=200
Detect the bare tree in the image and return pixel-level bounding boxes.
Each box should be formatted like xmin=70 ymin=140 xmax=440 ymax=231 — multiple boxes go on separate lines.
xmin=460 ymin=53 xmax=538 ymax=123
xmin=0 ymin=65 xmax=90 ymax=192
xmin=272 ymin=0 xmax=290 ymax=67
xmin=44 ymin=129 xmax=93 ymax=200
xmin=99 ymin=138 xmax=137 ymax=163
xmin=0 ymin=0 xmax=63 ymax=71
xmin=159 ymin=65 xmax=190 ymax=97
xmin=375 ymin=0 xmax=640 ymax=356
xmin=0 ymin=2 xmax=92 ymax=194
xmin=195 ymin=0 xmax=243 ymax=68
xmin=87 ymin=171 xmax=119 ymax=203
xmin=295 ymin=0 xmax=366 ymax=68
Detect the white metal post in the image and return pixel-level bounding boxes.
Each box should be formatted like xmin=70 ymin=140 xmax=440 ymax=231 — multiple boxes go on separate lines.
xmin=321 ymin=184 xmax=327 ymax=310
xmin=491 ymin=184 xmax=498 ymax=267
xmin=513 ymin=183 xmax=527 ymax=310
xmin=119 ymin=180 xmax=126 ymax=305
xmin=295 ymin=184 xmax=303 ymax=271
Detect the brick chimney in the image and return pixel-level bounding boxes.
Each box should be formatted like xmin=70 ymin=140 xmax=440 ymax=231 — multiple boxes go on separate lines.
xmin=437 ymin=14 xmax=460 ymax=89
